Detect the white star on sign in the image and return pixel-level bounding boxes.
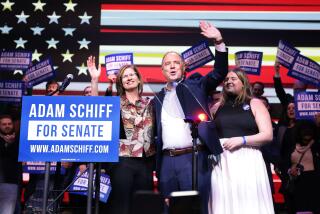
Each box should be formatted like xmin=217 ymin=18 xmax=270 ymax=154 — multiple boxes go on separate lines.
xmin=62 ymin=27 xmax=75 ymax=36
xmin=16 ymin=11 xmax=30 ymax=24
xmin=46 ymin=38 xmax=59 ymax=49
xmin=77 ymin=63 xmax=88 ymax=76
xmin=1 ymin=0 xmax=14 ymax=11
xmin=64 ymin=0 xmax=77 ymax=12
xmin=61 ymin=49 xmax=74 ymax=62
xmin=32 ymin=0 xmax=46 ymax=12
xmin=47 ymin=11 xmax=61 ymax=24
xmin=0 ymin=25 xmax=12 ymax=34
xmin=32 ymin=49 xmax=42 ymax=62
xmin=78 ymin=12 xmax=92 ymax=24
xmin=78 ymin=38 xmax=91 ymax=50
xmin=30 ymin=26 xmax=44 ymax=35
xmin=14 ymin=37 xmax=27 ymax=49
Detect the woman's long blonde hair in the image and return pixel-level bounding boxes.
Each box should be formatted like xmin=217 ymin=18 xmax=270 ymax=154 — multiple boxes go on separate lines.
xmin=220 ymin=68 xmax=252 ymax=106
xmin=116 ymin=64 xmax=144 ymax=96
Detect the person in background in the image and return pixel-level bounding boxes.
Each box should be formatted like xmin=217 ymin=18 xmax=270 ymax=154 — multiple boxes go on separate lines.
xmin=252 ymin=81 xmax=265 ymax=97
xmin=208 ymin=90 xmax=222 ymax=118
xmin=46 ymin=80 xmax=60 ymax=96
xmin=0 ymin=114 xmax=21 ymax=214
xmin=209 ymin=69 xmax=274 ymax=214
xmin=83 ymin=85 xmax=92 ymax=96
xmin=88 ymin=57 xmax=156 ymax=214
xmin=285 ymin=120 xmax=320 ymax=213
xmin=153 ymin=21 xmax=228 ymax=214
xmin=273 ymin=61 xmax=308 ymax=213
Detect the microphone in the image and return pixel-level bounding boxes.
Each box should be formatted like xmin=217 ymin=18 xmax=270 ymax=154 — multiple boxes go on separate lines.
xmin=59 ymin=74 xmax=73 ymax=92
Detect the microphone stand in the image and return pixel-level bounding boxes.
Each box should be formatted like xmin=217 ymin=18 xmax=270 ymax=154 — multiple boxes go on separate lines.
xmin=42 ymin=89 xmax=58 ymax=213
xmin=184 ymin=119 xmax=200 ymax=190
xmin=42 ymin=85 xmax=67 ymax=213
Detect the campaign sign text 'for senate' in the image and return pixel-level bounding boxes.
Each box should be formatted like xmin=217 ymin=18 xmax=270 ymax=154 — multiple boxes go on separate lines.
xmin=294 ymin=92 xmax=320 ymax=120
xmin=19 ymin=96 xmax=120 ymax=162
xmin=288 ymin=54 xmax=320 ymax=87
xmin=0 ymin=81 xmax=24 ymax=103
xmin=235 ymin=51 xmax=263 ymax=75
xmin=182 ymin=41 xmax=214 ymax=72
xmin=0 ymin=51 xmax=32 ymax=71
xmin=276 ymin=40 xmax=300 ymax=69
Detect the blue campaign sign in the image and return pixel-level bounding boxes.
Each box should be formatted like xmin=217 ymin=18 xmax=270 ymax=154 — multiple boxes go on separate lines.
xmin=105 ymin=53 xmax=133 ymax=76
xmin=69 ymin=169 xmax=112 ymax=203
xmin=22 ymin=162 xmax=66 ymax=174
xmin=276 ymin=40 xmax=300 ymax=69
xmin=182 ymin=41 xmax=215 ymax=72
xmin=0 ymin=51 xmax=32 ymax=71
xmin=288 ymin=54 xmax=320 ymax=87
xmin=18 ymin=96 xmax=120 ymax=162
xmin=25 ymin=58 xmax=55 ymax=88
xmin=0 ymin=80 xmax=25 ymax=103
xmin=294 ymin=91 xmax=320 ymax=120
xmin=235 ymin=51 xmax=263 ymax=75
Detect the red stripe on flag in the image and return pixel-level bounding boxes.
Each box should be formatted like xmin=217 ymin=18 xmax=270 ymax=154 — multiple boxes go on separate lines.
xmin=101 ymin=4 xmax=320 ymax=12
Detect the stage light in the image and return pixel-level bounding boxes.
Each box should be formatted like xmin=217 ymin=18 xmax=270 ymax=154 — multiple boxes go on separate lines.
xmin=198 ymin=113 xmax=207 ymax=122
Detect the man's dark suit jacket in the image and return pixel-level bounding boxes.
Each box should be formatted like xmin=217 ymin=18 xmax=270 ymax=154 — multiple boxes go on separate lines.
xmin=153 ymin=49 xmax=229 ymax=176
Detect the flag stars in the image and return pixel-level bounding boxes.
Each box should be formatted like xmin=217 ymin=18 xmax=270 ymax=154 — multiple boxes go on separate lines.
xmin=30 ymin=26 xmax=44 ymax=35
xmin=76 ymin=63 xmax=88 ymax=76
xmin=32 ymin=49 xmax=42 ymax=62
xmin=78 ymin=38 xmax=91 ymax=50
xmin=61 ymin=50 xmax=74 ymax=62
xmin=32 ymin=0 xmax=46 ymax=12
xmin=46 ymin=38 xmax=59 ymax=49
xmin=47 ymin=11 xmax=61 ymax=24
xmin=16 ymin=11 xmax=30 ymax=24
xmin=14 ymin=37 xmax=27 ymax=49
xmin=79 ymin=12 xmax=92 ymax=24
xmin=0 ymin=25 xmax=12 ymax=34
xmin=1 ymin=0 xmax=14 ymax=11
xmin=64 ymin=0 xmax=77 ymax=12
xmin=62 ymin=27 xmax=76 ymax=36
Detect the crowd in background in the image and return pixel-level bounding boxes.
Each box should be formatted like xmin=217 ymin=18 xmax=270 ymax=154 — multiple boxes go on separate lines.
xmin=0 ymin=22 xmax=320 ymax=214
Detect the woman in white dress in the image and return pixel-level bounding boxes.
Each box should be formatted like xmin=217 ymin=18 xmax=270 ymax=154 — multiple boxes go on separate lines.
xmin=209 ymin=68 xmax=274 ymax=214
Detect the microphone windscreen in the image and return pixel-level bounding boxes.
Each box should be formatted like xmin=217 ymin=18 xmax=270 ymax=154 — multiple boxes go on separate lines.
xmin=67 ymin=74 xmax=74 ymax=80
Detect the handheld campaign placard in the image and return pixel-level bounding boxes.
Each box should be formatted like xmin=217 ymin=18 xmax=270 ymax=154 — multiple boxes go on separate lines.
xmin=294 ymin=92 xmax=320 ymax=120
xmin=25 ymin=58 xmax=55 ymax=88
xmin=276 ymin=40 xmax=300 ymax=69
xmin=181 ymin=41 xmax=214 ymax=72
xmin=19 ymin=96 xmax=120 ymax=162
xmin=22 ymin=162 xmax=65 ymax=174
xmin=288 ymin=54 xmax=320 ymax=87
xmin=235 ymin=51 xmax=263 ymax=75
xmin=0 ymin=51 xmax=32 ymax=71
xmin=69 ymin=169 xmax=112 ymax=203
xmin=105 ymin=53 xmax=133 ymax=76
xmin=0 ymin=81 xmax=24 ymax=103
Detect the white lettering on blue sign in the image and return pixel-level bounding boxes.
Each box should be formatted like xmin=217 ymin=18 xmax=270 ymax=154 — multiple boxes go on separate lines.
xmin=28 ymin=120 xmax=112 ymax=141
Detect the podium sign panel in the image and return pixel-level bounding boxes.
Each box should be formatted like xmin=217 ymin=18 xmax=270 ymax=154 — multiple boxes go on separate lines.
xmin=18 ymin=96 xmax=120 ymax=162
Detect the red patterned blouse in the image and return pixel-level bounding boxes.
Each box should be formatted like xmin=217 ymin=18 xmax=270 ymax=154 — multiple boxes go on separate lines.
xmin=119 ymin=96 xmax=155 ymax=157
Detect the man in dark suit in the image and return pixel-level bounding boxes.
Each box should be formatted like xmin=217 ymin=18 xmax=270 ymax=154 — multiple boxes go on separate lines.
xmin=153 ymin=21 xmax=228 ymax=214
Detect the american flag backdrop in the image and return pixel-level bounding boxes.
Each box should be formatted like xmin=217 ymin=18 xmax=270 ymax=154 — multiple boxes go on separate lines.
xmin=0 ymin=0 xmax=100 ymax=86
xmin=1 ymin=0 xmax=320 ymax=100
